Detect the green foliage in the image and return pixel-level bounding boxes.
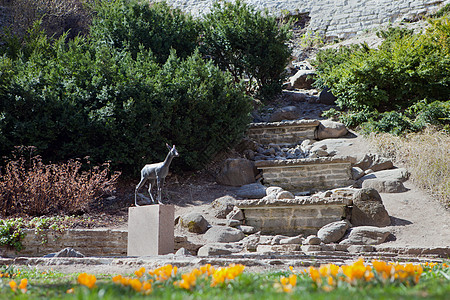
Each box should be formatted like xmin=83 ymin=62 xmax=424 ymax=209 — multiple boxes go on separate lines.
xmin=90 ymin=0 xmax=200 ymax=63
xmin=313 ymin=20 xmax=450 ymax=113
xmin=0 ymin=21 xmax=251 ymax=173
xmin=157 ymin=51 xmax=252 ymax=169
xmin=432 ymin=3 xmax=450 ymax=18
xmin=0 ymin=218 xmax=25 ymax=252
xmin=201 ymin=0 xmax=292 ymax=100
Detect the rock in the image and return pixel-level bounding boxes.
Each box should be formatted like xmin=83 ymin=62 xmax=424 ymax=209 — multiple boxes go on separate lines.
xmin=340 ymin=226 xmax=391 ymax=245
xmin=235 ymin=183 xmax=267 ymax=199
xmin=347 ymin=245 xmax=375 ymax=253
xmin=174 ymin=236 xmax=203 ymax=254
xmin=271 ymin=235 xmax=290 ymax=245
xmin=315 ymin=120 xmax=348 ymax=140
xmin=318 ymin=86 xmax=337 ymax=105
xmin=204 ymin=226 xmax=245 ymax=243
xmin=227 ymin=207 xmax=244 ymax=221
xmin=259 ymin=235 xmax=275 ymax=245
xmin=276 ymin=190 xmax=295 ymax=200
xmin=354 ymin=154 xmax=394 ymax=172
xmin=303 ymin=235 xmax=322 ymax=245
xmin=352 ymin=188 xmax=391 ymax=227
xmin=239 ymin=232 xmax=260 ymax=251
xmin=197 ymin=243 xmax=244 ymax=256
xmin=358 ymin=167 xmax=409 ymax=193
xmin=216 ymin=158 xmax=257 ymax=186
xmin=179 ymin=212 xmax=209 ymax=234
xmin=45 ymin=247 xmax=85 ymax=258
xmin=227 ymin=219 xmax=241 ymax=227
xmin=362 ymin=179 xmax=408 ymax=193
xmin=266 ymin=186 xmax=284 ymax=196
xmin=313 ymin=149 xmax=329 ymax=157
xmin=175 ymin=247 xmax=192 ymax=256
xmin=237 ymin=225 xmax=256 ymax=234
xmin=211 ymin=196 xmax=237 ymax=219
xmin=301 ymin=245 xmax=322 ymax=252
xmin=317 ymin=220 xmax=351 ymax=244
xmin=269 ymin=106 xmax=301 ymax=122
xmin=351 ymin=167 xmax=365 ymax=180
xmin=279 ymin=235 xmax=303 ymax=245
xmin=290 ymin=69 xmax=316 ymax=89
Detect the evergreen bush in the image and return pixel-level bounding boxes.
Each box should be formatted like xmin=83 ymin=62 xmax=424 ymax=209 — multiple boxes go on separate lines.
xmin=90 ymin=0 xmax=200 ymax=64
xmin=201 ymin=0 xmax=292 ymax=100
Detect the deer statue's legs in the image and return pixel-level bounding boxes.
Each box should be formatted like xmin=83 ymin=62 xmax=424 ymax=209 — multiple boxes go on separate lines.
xmin=157 ymin=177 xmax=165 ymax=204
xmin=134 ymin=177 xmax=147 ymax=206
xmin=148 ymin=180 xmax=156 ymax=204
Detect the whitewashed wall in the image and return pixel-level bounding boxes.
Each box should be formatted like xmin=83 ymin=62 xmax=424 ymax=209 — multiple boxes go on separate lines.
xmin=160 ymin=0 xmax=450 ymax=38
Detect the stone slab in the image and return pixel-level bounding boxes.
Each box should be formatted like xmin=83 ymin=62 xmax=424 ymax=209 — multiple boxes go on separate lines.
xmin=127 ymin=205 xmax=174 ymax=256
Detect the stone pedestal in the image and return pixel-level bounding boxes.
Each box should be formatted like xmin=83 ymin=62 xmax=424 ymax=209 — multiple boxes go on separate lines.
xmin=127 ymin=205 xmax=174 ymax=256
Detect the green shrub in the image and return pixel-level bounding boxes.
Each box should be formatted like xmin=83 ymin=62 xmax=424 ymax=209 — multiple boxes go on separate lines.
xmin=156 ymin=50 xmax=252 ymax=170
xmin=313 ymin=19 xmax=450 ymax=113
xmin=0 ymin=218 xmax=25 ymax=252
xmin=201 ymin=0 xmax=292 ymax=100
xmin=0 ymin=23 xmax=251 ymax=173
xmin=90 ymin=0 xmax=200 ymax=63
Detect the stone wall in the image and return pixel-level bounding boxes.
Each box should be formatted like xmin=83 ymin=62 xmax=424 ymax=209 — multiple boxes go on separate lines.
xmin=160 ymin=0 xmax=450 ymax=39
xmin=256 ymin=157 xmax=355 ymax=192
xmin=238 ymin=195 xmax=352 ymax=235
xmin=247 ymin=119 xmax=319 ymax=146
xmin=1 ymin=229 xmax=128 ymax=258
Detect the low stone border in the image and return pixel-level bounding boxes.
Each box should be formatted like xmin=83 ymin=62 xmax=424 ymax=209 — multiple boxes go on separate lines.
xmin=1 ymin=248 xmax=447 ymax=274
xmin=0 ymin=229 xmax=127 ymax=258
xmin=247 ymin=120 xmax=319 ymax=145
xmin=255 ymin=156 xmax=355 ymax=192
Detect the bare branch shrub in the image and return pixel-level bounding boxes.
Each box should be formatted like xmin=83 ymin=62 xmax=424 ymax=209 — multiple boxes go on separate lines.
xmin=369 ymin=128 xmax=450 ymax=207
xmin=2 ymin=0 xmax=93 ymax=38
xmin=0 ymin=147 xmax=121 ymax=216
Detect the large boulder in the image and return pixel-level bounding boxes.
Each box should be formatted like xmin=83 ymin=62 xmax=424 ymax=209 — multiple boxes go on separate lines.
xmin=179 ymin=212 xmax=209 ymax=234
xmin=315 ymin=120 xmax=348 ymax=140
xmin=269 ymin=106 xmax=301 ymax=122
xmin=354 ymin=153 xmax=394 ymax=172
xmin=357 ymin=168 xmax=410 ymax=193
xmin=340 ymin=226 xmax=391 ymax=245
xmin=352 ymin=188 xmax=391 ymax=227
xmin=235 ymin=183 xmax=267 ymax=199
xmin=318 ymin=86 xmax=337 ymax=105
xmin=210 ymin=196 xmax=237 ymax=219
xmin=197 ymin=243 xmax=243 ymax=256
xmin=290 ymin=69 xmax=316 ymax=89
xmin=204 ymin=226 xmax=245 ymax=243
xmin=216 ymin=158 xmax=257 ymax=186
xmin=317 ymin=220 xmax=351 ymax=244
xmin=44 ymin=247 xmax=85 ymax=258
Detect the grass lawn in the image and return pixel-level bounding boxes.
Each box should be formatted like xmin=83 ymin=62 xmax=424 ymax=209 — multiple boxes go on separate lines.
xmin=0 ymin=260 xmax=449 ymax=299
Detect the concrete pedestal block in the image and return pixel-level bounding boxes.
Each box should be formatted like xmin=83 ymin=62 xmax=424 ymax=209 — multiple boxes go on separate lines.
xmin=127 ymin=205 xmax=174 ymax=256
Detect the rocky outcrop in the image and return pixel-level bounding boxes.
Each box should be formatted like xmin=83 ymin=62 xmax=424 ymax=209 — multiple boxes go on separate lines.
xmin=216 ymin=158 xmax=257 ymax=186
xmin=179 ymin=212 xmax=209 ymax=234
xmin=351 ymin=188 xmax=391 ymax=227
xmin=340 ymin=226 xmax=391 ymax=245
xmin=211 ymin=196 xmax=237 ymax=219
xmin=357 ymin=168 xmax=410 ymax=193
xmin=317 ymin=220 xmax=351 ymax=244
xmin=204 ymin=226 xmax=245 ymax=243
xmin=315 ymin=120 xmax=348 ymax=140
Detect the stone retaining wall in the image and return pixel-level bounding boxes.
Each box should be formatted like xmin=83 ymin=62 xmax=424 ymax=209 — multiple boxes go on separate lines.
xmin=238 ymin=196 xmax=351 ymax=235
xmin=0 ymin=229 xmax=128 ymax=258
xmin=247 ymin=119 xmax=319 ymax=145
xmin=255 ymin=157 xmax=355 ymax=192
xmin=161 ymin=0 xmax=450 ymax=39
